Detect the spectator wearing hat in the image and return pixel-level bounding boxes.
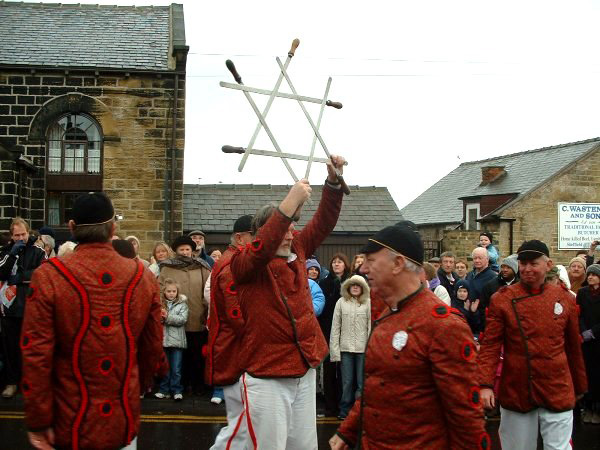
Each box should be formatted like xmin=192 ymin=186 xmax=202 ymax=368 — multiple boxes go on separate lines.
xmin=568 ymin=256 xmax=587 ymax=294
xmin=479 ymin=231 xmax=500 ymax=272
xmin=330 ymin=224 xmax=488 ymax=450
xmin=231 ymin=157 xmax=346 ymax=450
xmin=452 ymin=279 xmax=483 ymax=337
xmin=20 ymin=193 xmax=167 ymax=449
xmin=125 ymin=235 xmax=150 ymax=268
xmin=0 ymin=217 xmax=46 ymax=399
xmin=206 ymin=214 xmax=254 ymax=449
xmin=188 ymin=230 xmax=215 ymax=268
xmin=480 ymin=254 xmax=519 ymax=329
xmin=478 ymin=240 xmax=587 ymax=450
xmin=576 ymin=264 xmax=600 ymax=424
xmin=306 ymin=258 xmax=321 ymax=281
xmin=427 ymin=256 xmax=440 ymax=271
xmin=159 ymin=235 xmax=211 ymax=395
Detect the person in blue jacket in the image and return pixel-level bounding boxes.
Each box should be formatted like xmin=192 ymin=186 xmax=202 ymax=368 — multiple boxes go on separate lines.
xmin=309 ymin=278 xmax=325 ymax=317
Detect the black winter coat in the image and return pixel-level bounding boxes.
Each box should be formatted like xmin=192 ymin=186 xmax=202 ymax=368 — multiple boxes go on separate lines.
xmin=0 ymin=236 xmax=46 ymax=317
xmin=436 ymin=268 xmax=459 ymax=302
xmin=576 ymin=285 xmax=600 ymax=400
xmin=318 ymin=272 xmax=350 ymax=342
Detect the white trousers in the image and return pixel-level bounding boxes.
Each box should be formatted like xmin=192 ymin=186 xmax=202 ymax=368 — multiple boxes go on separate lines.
xmin=211 ymin=381 xmax=248 ymax=450
xmin=241 ymin=369 xmax=317 ymax=450
xmin=499 ymin=406 xmax=573 ymax=450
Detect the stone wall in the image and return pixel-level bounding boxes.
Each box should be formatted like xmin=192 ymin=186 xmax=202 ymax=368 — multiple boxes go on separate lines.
xmin=441 ymin=230 xmax=482 ymax=263
xmin=501 ymin=148 xmax=600 ymax=266
xmin=0 ymin=70 xmax=185 ymax=257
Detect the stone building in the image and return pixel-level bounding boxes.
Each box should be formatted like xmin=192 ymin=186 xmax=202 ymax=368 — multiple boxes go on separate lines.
xmin=0 ymin=2 xmax=188 ymax=256
xmin=183 ymin=184 xmax=404 ymax=265
xmin=401 ymin=138 xmax=600 ymax=264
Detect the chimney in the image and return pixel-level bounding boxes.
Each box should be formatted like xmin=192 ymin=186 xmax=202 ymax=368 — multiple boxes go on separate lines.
xmin=481 ymin=166 xmax=506 ymax=185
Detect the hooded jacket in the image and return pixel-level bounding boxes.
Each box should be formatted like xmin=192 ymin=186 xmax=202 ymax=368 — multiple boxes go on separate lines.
xmin=330 ymin=275 xmax=371 ymax=362
xmin=163 ymin=294 xmax=188 ymax=348
xmin=159 ymin=256 xmax=211 ymax=332
xmin=452 ymin=279 xmax=483 ymax=336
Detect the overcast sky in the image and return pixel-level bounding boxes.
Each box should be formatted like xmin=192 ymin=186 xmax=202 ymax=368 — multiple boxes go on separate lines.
xmin=39 ymin=0 xmax=600 ymax=208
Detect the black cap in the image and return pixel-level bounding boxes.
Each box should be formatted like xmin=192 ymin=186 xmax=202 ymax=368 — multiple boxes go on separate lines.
xmin=112 ymin=239 xmax=136 ymax=259
xmin=171 ymin=235 xmax=196 ymax=252
xmin=517 ymin=240 xmax=550 ymax=261
xmin=361 ymin=225 xmax=424 ymax=266
xmin=233 ymin=215 xmax=253 ymax=233
xmin=71 ymin=192 xmax=115 ymax=226
xmin=38 ymin=226 xmax=56 ymax=238
xmin=480 ymin=231 xmax=494 ymax=242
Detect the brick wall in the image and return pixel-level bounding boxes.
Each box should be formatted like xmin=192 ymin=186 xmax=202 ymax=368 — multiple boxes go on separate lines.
xmin=0 ymin=70 xmax=185 ymax=256
xmin=501 ymin=148 xmax=600 ymax=266
xmin=441 ymin=230 xmax=482 ymax=263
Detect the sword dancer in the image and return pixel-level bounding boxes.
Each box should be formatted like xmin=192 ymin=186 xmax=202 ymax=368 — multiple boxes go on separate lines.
xmin=230 ymin=156 xmax=346 ymax=450
xmin=21 ymin=193 xmax=167 ymax=450
xmin=206 ymin=215 xmax=254 ymax=449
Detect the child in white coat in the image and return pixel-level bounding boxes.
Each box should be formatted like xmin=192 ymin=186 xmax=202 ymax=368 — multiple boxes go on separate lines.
xmin=329 ymin=275 xmax=371 ymax=419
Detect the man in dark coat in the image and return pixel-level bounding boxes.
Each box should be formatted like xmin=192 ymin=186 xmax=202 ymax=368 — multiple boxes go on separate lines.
xmin=480 ymin=254 xmax=519 ymax=329
xmin=436 ymin=250 xmax=459 ymax=301
xmin=0 ymin=217 xmax=46 ymax=398
xmin=330 ymin=225 xmax=489 ymax=450
xmin=21 ymin=193 xmax=167 ymax=450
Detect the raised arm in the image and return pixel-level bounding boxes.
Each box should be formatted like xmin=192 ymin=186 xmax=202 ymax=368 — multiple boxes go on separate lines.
xmin=230 ymin=180 xmax=312 ymax=284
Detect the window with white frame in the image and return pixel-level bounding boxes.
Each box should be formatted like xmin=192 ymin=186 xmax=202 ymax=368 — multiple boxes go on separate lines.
xmin=466 ymin=204 xmax=481 ymax=230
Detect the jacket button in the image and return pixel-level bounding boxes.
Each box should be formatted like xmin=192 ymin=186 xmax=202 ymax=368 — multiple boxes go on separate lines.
xmin=525 ymin=336 xmax=529 ymax=340
xmin=512 ymin=300 xmax=517 ymax=304
xmin=380 ymin=381 xmax=385 ymax=386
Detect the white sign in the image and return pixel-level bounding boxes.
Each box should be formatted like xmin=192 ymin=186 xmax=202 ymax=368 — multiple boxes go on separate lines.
xmin=558 ymin=203 xmax=600 ymax=250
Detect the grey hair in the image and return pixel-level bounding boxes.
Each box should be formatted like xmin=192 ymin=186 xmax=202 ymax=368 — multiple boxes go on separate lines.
xmin=40 ymin=234 xmax=55 ymax=251
xmin=386 ymin=249 xmax=422 ymax=274
xmin=472 ymin=247 xmax=489 ymax=259
xmin=251 ymin=203 xmax=278 ymax=235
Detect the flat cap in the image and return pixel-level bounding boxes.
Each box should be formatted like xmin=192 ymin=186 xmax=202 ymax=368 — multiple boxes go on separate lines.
xmin=517 ymin=240 xmax=549 ymax=261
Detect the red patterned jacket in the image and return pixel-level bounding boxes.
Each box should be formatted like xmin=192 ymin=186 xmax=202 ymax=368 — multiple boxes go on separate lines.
xmin=230 ymin=184 xmax=343 ymax=377
xmin=21 ymin=243 xmax=167 ymax=449
xmin=337 ymin=288 xmax=489 ymax=449
xmin=477 ymin=282 xmax=587 ymax=412
xmin=205 ymin=246 xmax=245 ymax=386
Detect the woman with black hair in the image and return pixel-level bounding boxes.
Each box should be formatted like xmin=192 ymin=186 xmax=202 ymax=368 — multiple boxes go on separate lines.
xmin=318 ymin=252 xmax=351 ymax=416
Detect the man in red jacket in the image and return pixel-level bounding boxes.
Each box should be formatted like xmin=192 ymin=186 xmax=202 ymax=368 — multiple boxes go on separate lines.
xmin=230 ymin=157 xmax=345 ymax=450
xmin=206 ymin=214 xmax=253 ymax=450
xmin=21 ymin=193 xmax=167 ymax=450
xmin=478 ymin=240 xmax=587 ymax=450
xmin=330 ymin=224 xmax=489 ymax=450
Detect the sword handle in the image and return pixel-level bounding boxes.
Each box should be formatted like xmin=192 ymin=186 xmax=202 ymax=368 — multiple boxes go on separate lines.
xmin=222 ymin=145 xmax=245 ymax=154
xmin=226 ymin=60 xmax=242 ymax=84
xmin=337 ymin=174 xmax=351 ymax=195
xmin=288 ymin=38 xmax=300 ymax=57
xmin=326 ymin=100 xmax=343 ymax=109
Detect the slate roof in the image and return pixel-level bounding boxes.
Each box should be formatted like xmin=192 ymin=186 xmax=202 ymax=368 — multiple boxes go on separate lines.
xmin=184 ymin=184 xmax=403 ymax=234
xmin=401 ymin=138 xmax=600 ymax=225
xmin=0 ymin=2 xmax=177 ymax=71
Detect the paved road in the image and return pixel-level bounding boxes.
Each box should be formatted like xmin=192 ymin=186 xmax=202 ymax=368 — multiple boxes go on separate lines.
xmin=1 ymin=394 xmax=598 ymax=449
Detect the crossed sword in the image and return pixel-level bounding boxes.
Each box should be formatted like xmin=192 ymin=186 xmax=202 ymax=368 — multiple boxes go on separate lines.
xmin=221 ymin=39 xmax=350 ymax=195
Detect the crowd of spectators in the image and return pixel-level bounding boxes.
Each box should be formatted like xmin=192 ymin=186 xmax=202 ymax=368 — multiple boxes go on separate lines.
xmin=1 ymin=216 xmax=600 ymax=429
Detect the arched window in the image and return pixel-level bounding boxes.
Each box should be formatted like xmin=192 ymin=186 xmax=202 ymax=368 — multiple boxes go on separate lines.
xmin=45 ymin=113 xmax=103 ymax=228
xmin=47 ymin=113 xmax=102 ymax=174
